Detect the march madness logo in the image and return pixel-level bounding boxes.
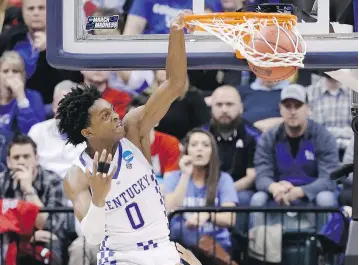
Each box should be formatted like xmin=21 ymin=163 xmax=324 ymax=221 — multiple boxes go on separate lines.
xmin=86 ymin=15 xmax=119 ymax=31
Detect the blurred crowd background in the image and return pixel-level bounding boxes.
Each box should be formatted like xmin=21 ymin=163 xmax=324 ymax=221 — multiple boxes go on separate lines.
xmin=0 ymin=0 xmax=357 ymax=265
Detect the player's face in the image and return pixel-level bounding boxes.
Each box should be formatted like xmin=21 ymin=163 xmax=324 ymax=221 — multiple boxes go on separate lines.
xmin=22 ymin=0 xmax=46 ymax=31
xmin=87 ymin=98 xmax=125 ymax=141
xmin=280 ymin=99 xmax=309 ymax=128
xmin=211 ymin=89 xmax=242 ymax=125
xmin=187 ymin=132 xmax=212 ymax=167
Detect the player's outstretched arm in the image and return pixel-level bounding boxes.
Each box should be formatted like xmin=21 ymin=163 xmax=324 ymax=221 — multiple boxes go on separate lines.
xmin=124 ymin=11 xmax=192 ymax=138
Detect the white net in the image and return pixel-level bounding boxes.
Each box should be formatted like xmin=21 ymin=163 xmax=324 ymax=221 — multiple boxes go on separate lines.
xmin=186 ymin=16 xmax=307 ymax=68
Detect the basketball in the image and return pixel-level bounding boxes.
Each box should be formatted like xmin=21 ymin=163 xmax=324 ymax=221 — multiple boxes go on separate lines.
xmin=247 ymin=26 xmax=303 ymax=81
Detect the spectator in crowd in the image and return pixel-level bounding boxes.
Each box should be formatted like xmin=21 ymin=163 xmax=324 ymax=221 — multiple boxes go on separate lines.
xmin=150 ymin=128 xmax=181 ymax=184
xmin=124 ymin=0 xmax=221 ymax=35
xmin=81 ymin=70 xmax=132 ymax=118
xmin=307 ymin=74 xmax=353 ymax=159
xmin=154 ymin=70 xmax=211 ymax=140
xmin=0 ymin=134 xmax=66 ymax=265
xmin=205 ymin=85 xmax=260 ymax=206
xmin=251 ymin=84 xmax=339 ymax=213
xmin=338 ymin=135 xmax=355 ymax=208
xmin=238 ymin=77 xmax=290 ymax=132
xmin=0 ymin=51 xmax=45 ymax=169
xmin=164 ymin=128 xmax=238 ymax=260
xmin=82 ymin=0 xmax=133 ymax=18
xmin=221 ymin=0 xmax=245 ymax=11
xmin=28 ymin=80 xmax=86 ymax=178
xmin=0 ymin=0 xmax=83 ymax=105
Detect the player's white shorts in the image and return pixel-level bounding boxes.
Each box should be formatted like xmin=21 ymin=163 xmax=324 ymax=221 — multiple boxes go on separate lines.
xmin=97 ymin=241 xmax=181 ymax=265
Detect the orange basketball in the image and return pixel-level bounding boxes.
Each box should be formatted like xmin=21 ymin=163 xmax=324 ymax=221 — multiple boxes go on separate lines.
xmin=247 ymin=26 xmax=303 ymax=81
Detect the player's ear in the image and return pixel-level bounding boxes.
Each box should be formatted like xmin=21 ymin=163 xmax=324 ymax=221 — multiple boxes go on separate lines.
xmin=81 ymin=128 xmax=93 ymax=139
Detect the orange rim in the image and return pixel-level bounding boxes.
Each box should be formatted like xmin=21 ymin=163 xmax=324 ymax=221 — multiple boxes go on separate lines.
xmin=184 ymin=12 xmax=297 ymax=25
xmin=184 ymin=12 xmax=299 ymax=60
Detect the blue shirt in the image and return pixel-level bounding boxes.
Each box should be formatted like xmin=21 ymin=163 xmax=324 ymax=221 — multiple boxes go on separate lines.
xmin=129 ymin=0 xmax=222 ymax=34
xmin=164 ymin=171 xmax=238 ymax=241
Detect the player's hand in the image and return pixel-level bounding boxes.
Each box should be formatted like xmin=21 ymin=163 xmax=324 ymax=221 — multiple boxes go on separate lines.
xmin=86 ymin=149 xmax=118 ymax=207
xmin=179 ymin=155 xmax=193 ymax=177
xmin=176 ymin=243 xmax=202 ymax=265
xmin=32 ymin=31 xmax=47 ymax=51
xmin=186 ymin=212 xmax=210 ymax=228
xmin=171 ymin=10 xmax=195 ymax=33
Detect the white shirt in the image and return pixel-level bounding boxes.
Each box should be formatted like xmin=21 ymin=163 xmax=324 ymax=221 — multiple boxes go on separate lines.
xmin=28 ymin=119 xmax=86 ymax=178
xmin=73 ymin=138 xmax=170 ymax=251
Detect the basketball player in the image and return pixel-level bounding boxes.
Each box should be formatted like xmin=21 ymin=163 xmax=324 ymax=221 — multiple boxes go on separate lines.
xmin=58 ymin=12 xmax=193 ymax=265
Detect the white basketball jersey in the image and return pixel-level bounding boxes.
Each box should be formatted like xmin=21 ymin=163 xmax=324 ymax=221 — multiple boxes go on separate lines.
xmin=73 ymin=138 xmax=170 ymax=252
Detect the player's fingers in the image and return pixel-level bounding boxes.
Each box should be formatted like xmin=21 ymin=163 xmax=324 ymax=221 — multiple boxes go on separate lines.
xmin=92 ymin=151 xmax=98 ymax=176
xmin=99 ymin=149 xmax=107 ymax=163
xmin=106 ymin=153 xmax=113 ymax=164
xmin=107 ymin=164 xmax=118 ymax=180
xmin=85 ymin=168 xmax=92 ymax=179
xmin=175 ymin=243 xmax=186 ymax=254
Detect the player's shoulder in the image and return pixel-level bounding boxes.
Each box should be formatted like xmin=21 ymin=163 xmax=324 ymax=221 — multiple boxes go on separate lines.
xmin=64 ymin=165 xmax=89 ymax=194
xmin=123 ymin=106 xmax=144 ymax=128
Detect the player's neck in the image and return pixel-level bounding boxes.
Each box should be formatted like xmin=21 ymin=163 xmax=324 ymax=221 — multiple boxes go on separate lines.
xmin=86 ymin=140 xmax=118 ymax=158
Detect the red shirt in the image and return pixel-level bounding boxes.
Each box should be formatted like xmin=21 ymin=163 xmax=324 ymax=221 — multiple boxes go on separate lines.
xmin=102 ymin=86 xmax=132 ymax=119
xmin=151 ymin=131 xmax=181 ymax=178
xmin=0 ymin=199 xmax=40 ymax=265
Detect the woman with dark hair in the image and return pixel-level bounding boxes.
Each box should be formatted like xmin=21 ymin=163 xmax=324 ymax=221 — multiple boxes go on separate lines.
xmin=163 ymin=128 xmax=238 ymax=262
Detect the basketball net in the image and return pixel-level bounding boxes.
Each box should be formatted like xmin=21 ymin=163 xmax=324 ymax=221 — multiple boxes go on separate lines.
xmin=185 ymin=15 xmax=307 ymax=68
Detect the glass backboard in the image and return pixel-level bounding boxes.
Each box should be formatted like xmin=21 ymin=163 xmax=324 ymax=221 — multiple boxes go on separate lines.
xmin=46 ymin=0 xmax=358 ymax=70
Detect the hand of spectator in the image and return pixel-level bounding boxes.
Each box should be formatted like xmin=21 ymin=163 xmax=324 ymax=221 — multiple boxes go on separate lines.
xmin=86 ymin=150 xmax=118 ymax=207
xmin=186 ymin=212 xmax=210 ymax=228
xmin=179 ymin=155 xmax=193 ymax=177
xmin=278 ymin=180 xmax=294 ymax=192
xmin=269 ymin=182 xmax=287 ymax=198
xmin=31 ymin=230 xmax=58 ymax=243
xmin=171 ymin=10 xmax=195 ymax=33
xmin=33 ymin=31 xmax=47 ymax=52
xmin=282 ymin=187 xmax=305 ymax=205
xmin=5 ymin=75 xmax=25 ymax=101
xmin=12 ymin=165 xmax=34 ymax=193
xmin=176 ymin=243 xmax=202 ymax=265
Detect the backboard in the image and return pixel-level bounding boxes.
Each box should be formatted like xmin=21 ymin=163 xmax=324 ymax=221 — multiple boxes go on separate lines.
xmin=46 ymin=0 xmax=358 ymax=70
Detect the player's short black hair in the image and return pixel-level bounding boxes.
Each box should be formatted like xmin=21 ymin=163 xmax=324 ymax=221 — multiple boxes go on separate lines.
xmin=56 ymin=84 xmax=102 ymax=146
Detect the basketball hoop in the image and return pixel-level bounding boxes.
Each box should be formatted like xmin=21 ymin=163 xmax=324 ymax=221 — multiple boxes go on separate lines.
xmin=184 ymin=12 xmax=307 ymax=69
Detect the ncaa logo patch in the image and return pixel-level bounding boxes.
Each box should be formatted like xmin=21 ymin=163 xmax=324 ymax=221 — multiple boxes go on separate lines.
xmin=85 ymin=15 xmax=119 ymax=31
xmin=123 ymin=150 xmax=134 ymax=169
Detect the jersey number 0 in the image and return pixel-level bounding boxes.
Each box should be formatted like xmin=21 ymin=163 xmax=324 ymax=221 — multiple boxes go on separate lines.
xmin=125 ymin=202 xmax=145 ymax=229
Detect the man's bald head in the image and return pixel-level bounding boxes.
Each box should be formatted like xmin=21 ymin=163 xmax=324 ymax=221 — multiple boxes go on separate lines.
xmin=211 ymin=85 xmax=243 ymax=128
